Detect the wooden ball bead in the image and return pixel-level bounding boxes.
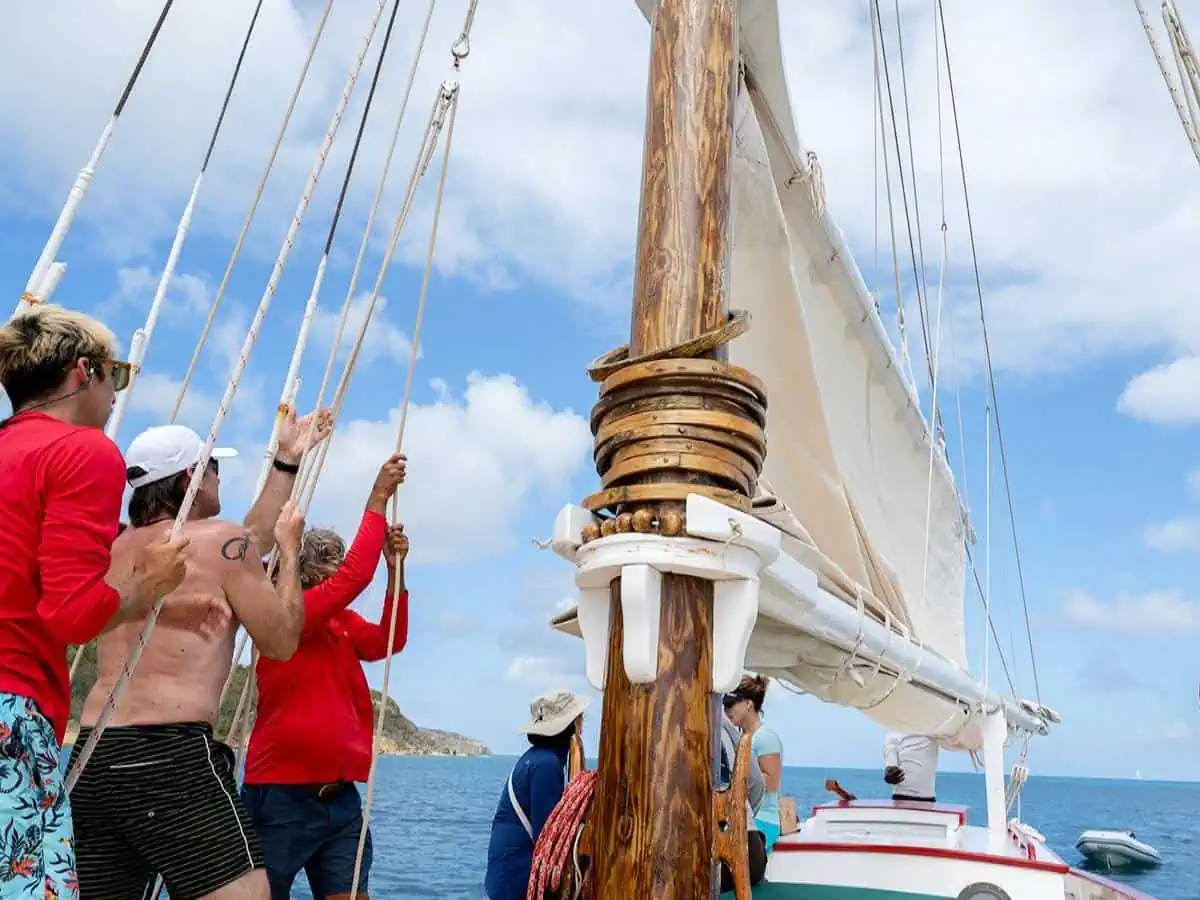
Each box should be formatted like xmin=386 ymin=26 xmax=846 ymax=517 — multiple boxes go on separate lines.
xmin=600 ymin=517 xmax=617 ymax=537
xmin=615 ymin=512 xmax=634 ymax=533
xmin=631 ymin=508 xmax=654 ymax=532
xmin=581 ymin=523 xmax=602 ymax=543
xmin=659 ymin=509 xmax=684 ymax=536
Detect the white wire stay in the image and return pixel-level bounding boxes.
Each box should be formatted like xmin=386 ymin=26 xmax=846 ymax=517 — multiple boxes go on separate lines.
xmin=1134 ymin=0 xmax=1200 ymax=167
xmin=13 ymin=0 xmax=177 ymax=319
xmin=64 ymin=0 xmax=397 ymax=795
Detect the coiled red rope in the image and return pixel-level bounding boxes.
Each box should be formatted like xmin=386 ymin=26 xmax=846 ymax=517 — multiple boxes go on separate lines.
xmin=526 ymin=770 xmax=598 ymax=900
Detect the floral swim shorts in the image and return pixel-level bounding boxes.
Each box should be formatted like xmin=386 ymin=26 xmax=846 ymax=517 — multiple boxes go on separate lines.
xmin=0 ymin=692 xmax=77 ymax=900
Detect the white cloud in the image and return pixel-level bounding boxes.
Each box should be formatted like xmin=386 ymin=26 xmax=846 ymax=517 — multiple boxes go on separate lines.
xmin=121 ymin=371 xmax=218 ymax=434
xmin=1117 ymin=356 xmax=1200 ymax=425
xmin=504 ymin=655 xmax=570 ymax=686
xmin=303 ymin=372 xmax=591 ymax=564
xmin=1162 ymin=720 xmax=1194 ymax=742
xmin=1143 ymin=517 xmax=1200 ymax=554
xmin=7 ymin=1 xmax=1200 ymax=387
xmin=1062 ymin=589 xmax=1200 ymax=636
xmin=107 ymin=265 xmax=212 ymax=319
xmin=309 ymin=291 xmax=413 ymax=367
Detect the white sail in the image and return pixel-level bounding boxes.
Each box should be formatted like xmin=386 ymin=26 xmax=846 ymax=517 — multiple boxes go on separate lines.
xmin=554 ymin=0 xmax=979 ymax=744
xmin=725 ymin=10 xmax=968 ymax=672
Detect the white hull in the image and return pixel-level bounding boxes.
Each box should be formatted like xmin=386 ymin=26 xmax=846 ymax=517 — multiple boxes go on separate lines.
xmin=759 ymin=801 xmax=1155 ymax=899
xmin=1076 ymin=831 xmax=1162 ymax=870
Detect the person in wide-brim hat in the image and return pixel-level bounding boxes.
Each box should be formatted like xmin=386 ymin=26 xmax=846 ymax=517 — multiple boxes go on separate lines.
xmin=485 ymin=689 xmax=589 ymax=900
xmin=519 ymin=688 xmax=590 ymax=737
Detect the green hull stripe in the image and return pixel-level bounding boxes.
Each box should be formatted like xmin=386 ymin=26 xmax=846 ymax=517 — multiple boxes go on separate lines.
xmin=741 ymin=885 xmax=950 ymax=900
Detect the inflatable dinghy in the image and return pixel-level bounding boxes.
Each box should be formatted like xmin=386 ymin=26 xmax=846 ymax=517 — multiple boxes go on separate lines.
xmin=1075 ymin=829 xmax=1162 ymax=869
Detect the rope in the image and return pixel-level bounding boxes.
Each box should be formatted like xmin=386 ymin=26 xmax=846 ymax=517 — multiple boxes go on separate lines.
xmin=213 ymin=0 xmax=419 ymax=766
xmin=526 ymin=770 xmax=598 ymax=900
xmin=64 ymin=0 xmax=397 ymax=795
xmin=348 ymin=72 xmax=466 ymax=900
xmin=294 ymin=85 xmax=451 ymax=516
xmin=1134 ymin=0 xmax=1200 ymax=167
xmin=937 ymin=0 xmax=1041 ymax=703
xmin=107 ymin=0 xmax=266 ymax=442
xmin=210 ymin=0 xmax=441 ymax=728
xmin=868 ymin=0 xmax=917 ymax=392
xmin=14 ymin=0 xmax=177 ymax=317
xmin=169 ymin=0 xmax=338 ymax=421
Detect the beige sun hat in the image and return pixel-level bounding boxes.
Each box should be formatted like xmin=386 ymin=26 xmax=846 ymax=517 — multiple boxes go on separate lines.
xmin=519 ymin=688 xmax=590 ymax=737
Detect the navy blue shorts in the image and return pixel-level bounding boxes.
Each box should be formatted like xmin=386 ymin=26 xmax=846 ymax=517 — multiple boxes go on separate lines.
xmin=241 ymin=782 xmax=373 ymax=900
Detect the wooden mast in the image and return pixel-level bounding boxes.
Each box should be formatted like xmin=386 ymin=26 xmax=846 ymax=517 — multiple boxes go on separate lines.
xmin=582 ymin=1 xmax=749 ymax=897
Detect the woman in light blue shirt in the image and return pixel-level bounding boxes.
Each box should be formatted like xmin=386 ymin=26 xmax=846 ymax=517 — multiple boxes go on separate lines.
xmin=723 ymin=674 xmax=784 ymax=852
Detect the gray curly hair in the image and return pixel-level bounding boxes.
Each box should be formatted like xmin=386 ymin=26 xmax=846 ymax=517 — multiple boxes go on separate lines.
xmin=297 ymin=527 xmax=346 ymax=589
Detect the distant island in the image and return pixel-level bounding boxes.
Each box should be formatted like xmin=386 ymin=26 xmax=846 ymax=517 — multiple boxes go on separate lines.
xmin=66 ymin=642 xmax=490 ymax=757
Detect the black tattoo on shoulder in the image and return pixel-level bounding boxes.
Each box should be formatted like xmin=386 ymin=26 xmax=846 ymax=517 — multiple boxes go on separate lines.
xmin=220 ymin=534 xmax=252 ymax=562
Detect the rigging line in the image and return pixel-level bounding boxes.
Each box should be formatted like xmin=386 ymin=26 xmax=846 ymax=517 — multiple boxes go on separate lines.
xmin=984 ymin=402 xmax=992 ymax=692
xmin=301 ymin=0 xmax=440 ymax=468
xmin=891 ymin=0 xmax=933 ymax=312
xmin=869 ymin=0 xmax=917 ymax=389
xmin=873 ymin=0 xmax=935 ymax=391
xmin=251 ymin=0 xmax=406 ymax=501
xmin=964 ymin=541 xmax=1015 ymax=695
xmin=1164 ymin=1 xmax=1200 ymax=134
xmin=872 ymin=0 xmax=881 ymax=310
xmin=65 ymin=0 xmax=397 ymax=795
xmin=217 ymin=0 xmax=409 ymax=773
xmin=937 ymin=1 xmax=1041 ymax=703
xmin=15 ymin=0 xmax=178 ymax=315
xmin=107 ymin=0 xmax=267 ymax=443
xmin=169 ymin=0 xmax=338 ymax=422
xmin=918 ymin=221 xmax=948 ymax=656
xmin=348 ymin=82 xmax=461 ymax=900
xmin=1135 ymin=0 xmax=1200 ymax=165
xmin=932 ymin=0 xmax=969 ymax=526
xmin=296 ymin=90 xmax=447 ymax=516
xmin=215 ymin=0 xmax=440 ymax=719
xmin=228 ymin=88 xmax=448 ymax=729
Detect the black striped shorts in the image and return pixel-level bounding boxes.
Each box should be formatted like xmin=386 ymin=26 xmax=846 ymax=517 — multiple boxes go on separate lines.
xmin=68 ymin=722 xmax=266 ymax=900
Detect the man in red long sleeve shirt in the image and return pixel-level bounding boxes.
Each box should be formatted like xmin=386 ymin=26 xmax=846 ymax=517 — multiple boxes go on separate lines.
xmin=242 ymin=452 xmax=410 ymax=900
xmin=0 ymin=304 xmax=190 ymax=898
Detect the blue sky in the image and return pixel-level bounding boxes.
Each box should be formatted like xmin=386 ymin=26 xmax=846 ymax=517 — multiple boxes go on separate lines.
xmin=3 ymin=0 xmax=1200 ymax=783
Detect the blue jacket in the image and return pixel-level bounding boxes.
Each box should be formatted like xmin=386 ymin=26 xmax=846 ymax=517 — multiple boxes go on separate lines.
xmin=485 ymin=743 xmax=568 ymax=900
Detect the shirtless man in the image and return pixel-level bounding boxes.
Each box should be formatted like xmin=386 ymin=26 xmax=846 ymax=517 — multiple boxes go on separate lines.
xmin=69 ymin=407 xmax=332 ymax=900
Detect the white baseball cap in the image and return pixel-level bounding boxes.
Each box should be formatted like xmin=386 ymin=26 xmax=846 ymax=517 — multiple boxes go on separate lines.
xmin=125 ymin=424 xmax=238 ymax=489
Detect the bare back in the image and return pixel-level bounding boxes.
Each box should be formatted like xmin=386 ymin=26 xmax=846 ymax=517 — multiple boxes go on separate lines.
xmin=82 ymin=519 xmax=244 ymax=728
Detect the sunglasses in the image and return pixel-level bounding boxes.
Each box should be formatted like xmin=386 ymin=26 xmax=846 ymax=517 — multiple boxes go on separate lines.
xmin=88 ymin=358 xmax=133 ymax=392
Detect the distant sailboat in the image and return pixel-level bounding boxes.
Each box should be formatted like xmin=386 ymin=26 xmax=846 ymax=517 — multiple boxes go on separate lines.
xmin=1135 ymin=769 xmax=1144 ymax=781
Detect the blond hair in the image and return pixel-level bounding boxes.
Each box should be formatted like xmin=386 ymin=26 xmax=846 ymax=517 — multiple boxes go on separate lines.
xmin=0 ymin=304 xmax=117 ymax=409
xmin=298 ymin=527 xmax=347 ymax=589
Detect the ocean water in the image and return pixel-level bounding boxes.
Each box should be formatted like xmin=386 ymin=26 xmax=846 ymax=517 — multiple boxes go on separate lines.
xmin=341 ymin=757 xmax=1197 ymax=900
xmin=59 ymin=753 xmax=1196 ymax=898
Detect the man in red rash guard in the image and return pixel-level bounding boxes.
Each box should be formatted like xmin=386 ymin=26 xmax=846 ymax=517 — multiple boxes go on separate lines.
xmin=241 ymin=452 xmax=410 ymax=900
xmin=0 ymin=304 xmax=189 ymax=897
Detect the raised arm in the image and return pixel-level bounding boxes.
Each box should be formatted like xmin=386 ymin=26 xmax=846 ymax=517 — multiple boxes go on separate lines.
xmin=38 ymin=430 xmax=187 ymax=641
xmin=242 ymin=406 xmax=333 ymax=555
xmin=345 ymin=523 xmax=410 ymax=661
xmin=219 ymin=504 xmax=307 ymax=660
xmin=302 ymin=453 xmax=405 ymax=634
xmin=302 ymin=510 xmax=386 ymax=635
